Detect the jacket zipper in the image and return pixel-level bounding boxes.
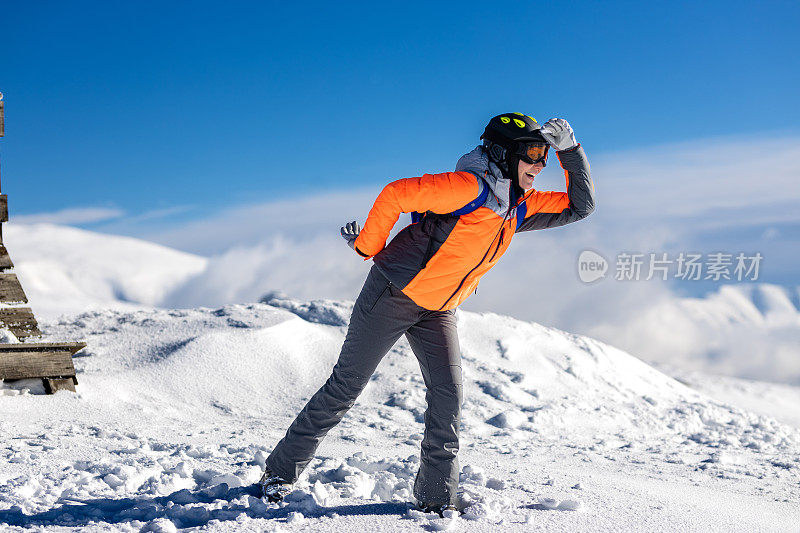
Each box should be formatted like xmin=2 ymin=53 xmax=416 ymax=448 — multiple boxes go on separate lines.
xmin=489 ymin=227 xmax=506 ymax=262
xmin=437 ymin=212 xmax=510 ymax=311
xmin=477 ymin=193 xmax=526 ymax=296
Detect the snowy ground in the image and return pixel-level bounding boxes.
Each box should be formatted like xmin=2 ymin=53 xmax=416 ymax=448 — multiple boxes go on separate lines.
xmin=2 ymin=296 xmax=799 ymax=532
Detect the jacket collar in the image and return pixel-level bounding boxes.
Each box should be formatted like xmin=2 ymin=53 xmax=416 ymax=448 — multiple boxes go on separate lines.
xmin=455 ymin=145 xmax=516 ymax=216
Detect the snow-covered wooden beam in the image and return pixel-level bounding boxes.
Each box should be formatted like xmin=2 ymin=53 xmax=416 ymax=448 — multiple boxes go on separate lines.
xmin=0 ymin=307 xmax=41 ymax=338
xmin=0 ymin=342 xmax=85 ymax=377
xmin=0 ymin=342 xmax=85 ymax=392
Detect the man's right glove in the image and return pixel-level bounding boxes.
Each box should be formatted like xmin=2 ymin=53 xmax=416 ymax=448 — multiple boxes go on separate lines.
xmin=340 ymin=221 xmax=361 ymax=250
xmin=540 ymin=118 xmax=578 ymax=152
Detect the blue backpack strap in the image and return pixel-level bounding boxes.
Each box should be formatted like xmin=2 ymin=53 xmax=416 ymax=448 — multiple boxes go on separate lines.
xmin=410 ymin=175 xmax=488 ymax=223
xmin=516 ymin=200 xmax=527 ymax=231
xmin=449 ymin=177 xmax=488 ymax=216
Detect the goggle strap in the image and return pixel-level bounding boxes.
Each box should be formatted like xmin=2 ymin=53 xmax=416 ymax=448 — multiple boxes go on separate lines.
xmin=483 ymin=139 xmax=507 ymax=163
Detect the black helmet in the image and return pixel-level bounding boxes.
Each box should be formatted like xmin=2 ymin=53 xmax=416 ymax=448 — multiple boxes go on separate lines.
xmin=480 ymin=113 xmax=548 ymax=180
xmin=481 ymin=113 xmax=546 ymax=147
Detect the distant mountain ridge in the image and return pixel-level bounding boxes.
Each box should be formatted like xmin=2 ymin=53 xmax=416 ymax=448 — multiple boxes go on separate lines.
xmin=5 ymin=222 xmax=799 ymax=384
xmin=5 ymin=223 xmax=208 ymax=318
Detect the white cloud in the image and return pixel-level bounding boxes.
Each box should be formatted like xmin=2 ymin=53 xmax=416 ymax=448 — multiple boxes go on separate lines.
xmin=144 ymin=133 xmax=800 ymax=251
xmin=122 ymin=205 xmax=195 ymax=223
xmin=586 ymin=135 xmax=800 ymax=236
xmin=160 ymin=234 xmax=372 ymax=309
xmin=14 ymin=206 xmax=125 ymax=225
xmin=143 ymin=187 xmax=384 ymax=255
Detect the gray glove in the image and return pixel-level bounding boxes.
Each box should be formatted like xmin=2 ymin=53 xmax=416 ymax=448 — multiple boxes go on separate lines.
xmin=540 ymin=118 xmax=578 ymax=152
xmin=340 ymin=221 xmax=361 ymax=250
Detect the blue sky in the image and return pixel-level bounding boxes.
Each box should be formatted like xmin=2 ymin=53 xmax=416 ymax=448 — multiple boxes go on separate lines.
xmin=2 ymin=0 xmax=798 ymax=219
xmin=1 ymin=0 xmax=799 ymax=370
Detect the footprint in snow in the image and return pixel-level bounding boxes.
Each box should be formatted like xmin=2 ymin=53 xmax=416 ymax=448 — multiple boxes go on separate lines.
xmin=531 ymin=497 xmax=583 ymax=511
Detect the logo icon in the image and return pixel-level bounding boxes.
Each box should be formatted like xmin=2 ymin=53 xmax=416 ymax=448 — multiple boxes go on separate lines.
xmin=577 ymin=250 xmax=608 ymax=283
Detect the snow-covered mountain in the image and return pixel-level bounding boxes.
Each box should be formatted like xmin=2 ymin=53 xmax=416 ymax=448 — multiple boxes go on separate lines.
xmin=587 ymin=283 xmax=800 ymax=384
xmin=1 ymin=295 xmax=799 ymax=531
xmin=5 ymin=224 xmax=208 ymax=318
xmin=6 ymin=223 xmax=800 ymax=385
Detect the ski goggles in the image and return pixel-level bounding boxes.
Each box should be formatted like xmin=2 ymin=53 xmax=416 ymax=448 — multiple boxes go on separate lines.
xmin=518 ymin=142 xmax=549 ymax=165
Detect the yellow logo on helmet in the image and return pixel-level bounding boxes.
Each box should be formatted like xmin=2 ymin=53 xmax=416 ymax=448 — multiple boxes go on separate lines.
xmin=513 ymin=118 xmax=526 ymax=128
xmin=512 ymin=112 xmax=538 ymax=124
xmin=500 ymin=117 xmax=511 ymax=124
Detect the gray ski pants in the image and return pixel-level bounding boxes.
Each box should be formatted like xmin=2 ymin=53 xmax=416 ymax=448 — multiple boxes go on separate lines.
xmin=266 ymin=264 xmax=462 ymax=505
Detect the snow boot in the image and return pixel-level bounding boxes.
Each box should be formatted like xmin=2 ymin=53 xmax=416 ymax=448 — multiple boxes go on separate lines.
xmin=416 ymin=502 xmax=459 ymax=518
xmin=259 ymin=467 xmax=292 ymax=502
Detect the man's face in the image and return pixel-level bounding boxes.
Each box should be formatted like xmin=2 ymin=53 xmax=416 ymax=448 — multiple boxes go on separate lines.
xmin=517 ymin=159 xmax=544 ymax=190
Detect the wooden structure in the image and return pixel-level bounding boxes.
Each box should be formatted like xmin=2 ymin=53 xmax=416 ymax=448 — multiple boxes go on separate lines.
xmin=0 ymin=91 xmax=86 ymax=393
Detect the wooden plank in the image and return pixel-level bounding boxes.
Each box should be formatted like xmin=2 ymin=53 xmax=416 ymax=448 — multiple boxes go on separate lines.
xmin=43 ymin=377 xmax=77 ymax=394
xmin=0 ymin=307 xmax=41 ymax=337
xmin=0 ymin=342 xmax=86 ymax=354
xmin=0 ymin=349 xmax=75 ymax=380
xmin=0 ymin=244 xmax=13 ymax=270
xmin=0 ymin=195 xmax=7 ymax=223
xmin=0 ymin=272 xmax=27 ymax=303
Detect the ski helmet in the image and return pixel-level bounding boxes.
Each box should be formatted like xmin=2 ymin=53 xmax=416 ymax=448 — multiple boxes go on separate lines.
xmin=480 ymin=113 xmax=548 ymax=177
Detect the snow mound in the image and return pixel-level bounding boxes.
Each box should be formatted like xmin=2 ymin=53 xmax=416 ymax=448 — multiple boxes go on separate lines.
xmin=260 ymin=291 xmax=353 ymax=327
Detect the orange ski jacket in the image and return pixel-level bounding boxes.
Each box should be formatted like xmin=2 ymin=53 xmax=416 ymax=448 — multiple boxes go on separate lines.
xmin=353 ymin=144 xmax=595 ymax=311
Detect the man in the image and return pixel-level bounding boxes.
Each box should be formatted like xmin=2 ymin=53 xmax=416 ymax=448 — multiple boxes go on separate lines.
xmin=260 ymin=114 xmax=595 ymax=515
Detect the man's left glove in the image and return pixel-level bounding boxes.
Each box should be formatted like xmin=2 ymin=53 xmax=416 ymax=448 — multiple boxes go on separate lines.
xmin=540 ymin=118 xmax=578 ymax=152
xmin=340 ymin=221 xmax=361 ymax=250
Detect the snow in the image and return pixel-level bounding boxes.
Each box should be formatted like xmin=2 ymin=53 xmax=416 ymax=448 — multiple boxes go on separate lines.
xmin=0 ymin=328 xmax=21 ymax=344
xmin=0 ymin=223 xmax=799 ymax=530
xmin=667 ymin=369 xmax=800 ymax=430
xmin=2 ymin=296 xmax=799 ymax=532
